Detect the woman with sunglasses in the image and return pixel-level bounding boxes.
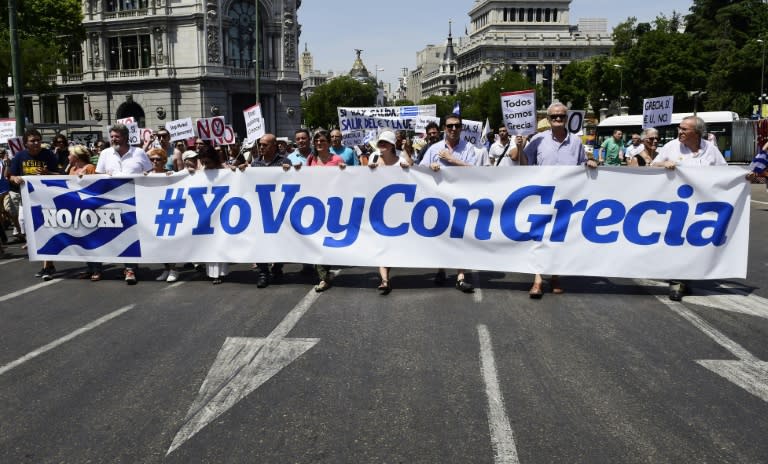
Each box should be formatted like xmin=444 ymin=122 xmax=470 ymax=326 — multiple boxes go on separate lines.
xmin=627 ymin=128 xmax=660 ymax=167
xmin=306 ymin=130 xmax=346 ymax=292
xmin=144 ymin=148 xmax=179 ymax=282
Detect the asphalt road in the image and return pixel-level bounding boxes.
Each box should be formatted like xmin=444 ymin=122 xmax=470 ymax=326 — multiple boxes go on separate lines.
xmin=1 ymin=186 xmax=767 ymax=463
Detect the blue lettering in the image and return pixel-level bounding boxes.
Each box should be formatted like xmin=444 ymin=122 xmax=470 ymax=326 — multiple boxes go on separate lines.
xmin=411 ymin=198 xmax=450 ymax=237
xmin=324 ymin=197 xmax=365 ymax=248
xmin=686 ymin=202 xmax=734 ymax=246
xmin=624 ymin=201 xmax=668 ymax=245
xmin=289 ymin=197 xmax=325 ymax=235
xmin=220 ymin=197 xmax=251 ymax=234
xmin=550 ymin=199 xmax=588 ymax=242
xmin=582 ymin=200 xmax=625 ymax=243
xmin=256 ymin=184 xmax=301 ymax=233
xmin=663 ymin=185 xmax=693 ymax=246
xmin=451 ymin=198 xmax=494 ymax=240
xmin=188 ymin=186 xmax=229 ymax=235
xmin=370 ymin=184 xmax=416 ymax=236
xmin=499 ymin=186 xmax=554 ymax=241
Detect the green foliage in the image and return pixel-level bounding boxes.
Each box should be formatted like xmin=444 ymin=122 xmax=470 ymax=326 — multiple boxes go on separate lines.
xmin=461 ymin=69 xmax=533 ymax=127
xmin=301 ymin=76 xmax=377 ymax=129
xmin=393 ymin=99 xmax=415 ymax=106
xmin=0 ymin=0 xmax=84 ymax=93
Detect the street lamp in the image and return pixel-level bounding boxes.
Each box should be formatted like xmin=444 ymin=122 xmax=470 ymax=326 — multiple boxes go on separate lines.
xmin=758 ymin=39 xmax=766 ymax=118
xmin=613 ymin=64 xmax=623 ymax=109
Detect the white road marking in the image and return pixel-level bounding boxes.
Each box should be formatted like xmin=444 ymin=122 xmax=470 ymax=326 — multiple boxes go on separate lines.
xmin=472 ymin=271 xmax=483 ymax=303
xmin=477 ymin=324 xmax=520 ymax=464
xmin=751 ymin=199 xmax=768 ymax=205
xmin=0 ymin=304 xmax=135 ymax=376
xmin=0 ymin=258 xmax=24 ymax=266
xmin=635 ymin=279 xmax=768 ymax=403
xmin=168 ymin=288 xmax=323 ymax=455
xmin=163 ymin=281 xmax=186 ymax=290
xmin=0 ymin=279 xmax=61 ymax=303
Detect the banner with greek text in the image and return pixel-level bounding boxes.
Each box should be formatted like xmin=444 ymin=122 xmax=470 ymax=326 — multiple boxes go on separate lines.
xmin=21 ymin=167 xmax=749 ymax=279
xmin=501 ymin=90 xmax=537 ymax=135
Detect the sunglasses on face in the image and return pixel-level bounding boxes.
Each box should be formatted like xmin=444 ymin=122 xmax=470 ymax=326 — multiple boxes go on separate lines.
xmin=548 ymin=114 xmax=567 ymax=120
xmin=445 ymin=123 xmax=461 ymax=129
xmin=150 ymin=158 xmax=164 ymax=162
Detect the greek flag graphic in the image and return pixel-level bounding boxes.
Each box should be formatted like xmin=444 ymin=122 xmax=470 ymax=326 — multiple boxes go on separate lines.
xmin=26 ymin=177 xmax=141 ymax=258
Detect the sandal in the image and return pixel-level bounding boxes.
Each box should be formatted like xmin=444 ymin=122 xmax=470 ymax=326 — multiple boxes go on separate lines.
xmin=455 ymin=278 xmax=474 ymax=293
xmin=90 ymin=273 xmax=101 ymax=282
xmin=529 ymin=282 xmax=543 ymax=299
xmin=377 ymin=280 xmax=391 ymax=295
xmin=314 ymin=280 xmax=331 ymax=292
xmin=550 ymin=276 xmax=564 ymax=294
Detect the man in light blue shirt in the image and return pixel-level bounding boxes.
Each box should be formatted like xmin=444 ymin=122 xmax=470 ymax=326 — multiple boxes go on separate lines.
xmin=419 ymin=113 xmax=477 ymax=168
xmin=288 ymin=128 xmax=311 ymax=166
xmin=329 ymin=129 xmax=358 ymax=165
xmin=418 ymin=113 xmax=477 ymax=293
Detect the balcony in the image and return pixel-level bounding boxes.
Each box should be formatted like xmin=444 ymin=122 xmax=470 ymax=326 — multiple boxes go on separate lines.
xmin=105 ymin=69 xmax=150 ymax=79
xmin=103 ymin=9 xmax=148 ymax=20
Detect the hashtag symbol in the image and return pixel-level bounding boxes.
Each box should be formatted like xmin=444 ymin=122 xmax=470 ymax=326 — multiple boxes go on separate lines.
xmin=155 ymin=188 xmax=186 ymax=237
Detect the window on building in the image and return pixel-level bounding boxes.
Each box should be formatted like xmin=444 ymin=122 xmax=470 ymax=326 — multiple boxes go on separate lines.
xmin=510 ymin=8 xmax=516 ymax=22
xmin=536 ymin=9 xmax=542 ymax=22
xmin=105 ymin=0 xmax=148 ymax=12
xmin=553 ymin=9 xmax=558 ymax=22
xmin=527 ymin=51 xmax=539 ymax=58
xmin=545 ymin=8 xmax=551 ymax=22
xmin=527 ymin=8 xmax=533 ymax=22
xmin=42 ymin=96 xmax=59 ymax=123
xmin=66 ymin=46 xmax=83 ymax=75
xmin=108 ymin=35 xmax=151 ymax=70
xmin=24 ymin=98 xmax=33 ymax=123
xmin=0 ymin=98 xmax=8 ymax=118
xmin=67 ymin=95 xmax=85 ymax=121
xmin=518 ymin=9 xmax=524 ymax=21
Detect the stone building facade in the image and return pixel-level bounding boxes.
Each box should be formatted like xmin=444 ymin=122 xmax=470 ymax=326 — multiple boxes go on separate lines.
xmin=5 ymin=0 xmax=303 ymax=141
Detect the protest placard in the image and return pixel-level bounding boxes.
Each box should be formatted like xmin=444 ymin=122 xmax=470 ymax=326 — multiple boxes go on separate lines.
xmin=500 ymin=90 xmax=537 ymax=135
xmin=243 ymin=104 xmax=265 ymax=143
xmin=166 ymin=118 xmax=196 ymax=142
xmin=643 ymin=96 xmax=674 ymax=129
xmin=196 ymin=116 xmax=227 ymax=141
xmin=0 ymin=118 xmax=16 ymax=143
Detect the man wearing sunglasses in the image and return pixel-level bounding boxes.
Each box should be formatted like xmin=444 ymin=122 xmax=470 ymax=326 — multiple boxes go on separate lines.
xmin=523 ymin=102 xmax=597 ymax=298
xmin=419 ymin=113 xmax=477 ymax=293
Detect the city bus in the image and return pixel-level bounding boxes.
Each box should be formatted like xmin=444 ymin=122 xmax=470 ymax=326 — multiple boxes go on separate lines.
xmin=595 ymin=111 xmax=754 ymax=162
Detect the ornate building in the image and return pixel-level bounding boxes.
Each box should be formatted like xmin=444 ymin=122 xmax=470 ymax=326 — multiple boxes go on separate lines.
xmin=409 ymin=0 xmax=613 ymax=106
xmin=5 ymin=0 xmax=303 ymax=140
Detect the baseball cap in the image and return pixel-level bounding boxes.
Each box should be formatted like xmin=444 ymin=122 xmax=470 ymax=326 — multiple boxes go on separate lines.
xmin=377 ymin=130 xmax=396 ymax=146
xmin=182 ymin=150 xmax=199 ymax=161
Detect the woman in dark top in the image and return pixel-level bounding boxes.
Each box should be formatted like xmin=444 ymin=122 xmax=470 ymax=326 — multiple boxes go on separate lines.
xmin=628 ymin=127 xmax=659 ymax=167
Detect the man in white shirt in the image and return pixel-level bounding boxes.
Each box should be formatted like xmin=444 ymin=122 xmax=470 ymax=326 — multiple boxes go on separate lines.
xmin=95 ymin=123 xmax=152 ymax=284
xmin=652 ymin=116 xmax=727 ymax=168
xmin=625 ymin=133 xmax=644 ymax=159
xmin=650 ymin=115 xmax=727 ymax=301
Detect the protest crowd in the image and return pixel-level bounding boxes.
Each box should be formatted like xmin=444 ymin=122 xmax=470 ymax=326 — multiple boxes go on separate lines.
xmin=0 ymin=101 xmax=753 ymax=303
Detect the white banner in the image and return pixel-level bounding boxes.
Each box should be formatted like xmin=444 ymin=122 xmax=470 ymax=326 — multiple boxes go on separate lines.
xmin=643 ymin=96 xmax=674 ymax=128
xmin=337 ymin=105 xmax=437 ymax=142
xmin=0 ymin=118 xmax=16 ymax=143
xmin=21 ymin=167 xmax=749 ymax=279
xmin=501 ymin=90 xmax=537 ymax=135
xmin=167 ymin=118 xmax=196 ymax=142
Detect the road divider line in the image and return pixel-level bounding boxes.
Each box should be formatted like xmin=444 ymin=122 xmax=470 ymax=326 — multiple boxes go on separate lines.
xmin=472 ymin=271 xmax=483 ymax=303
xmin=0 ymin=304 xmax=135 ymax=376
xmin=751 ymin=199 xmax=768 ymax=205
xmin=477 ymin=324 xmax=520 ymax=464
xmin=0 ymin=279 xmax=62 ymax=304
xmin=0 ymin=258 xmax=24 ymax=266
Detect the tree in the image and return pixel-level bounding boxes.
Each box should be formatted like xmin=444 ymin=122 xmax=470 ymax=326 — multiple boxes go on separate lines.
xmin=301 ymin=76 xmax=377 ymax=129
xmin=393 ymin=99 xmax=414 ymax=106
xmin=462 ymin=69 xmax=533 ymax=127
xmin=418 ymin=94 xmax=456 ymax=120
xmin=0 ymin=0 xmax=85 ymax=92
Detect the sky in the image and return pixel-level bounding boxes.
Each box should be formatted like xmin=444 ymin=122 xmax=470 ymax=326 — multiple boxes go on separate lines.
xmin=297 ymin=0 xmax=693 ymax=93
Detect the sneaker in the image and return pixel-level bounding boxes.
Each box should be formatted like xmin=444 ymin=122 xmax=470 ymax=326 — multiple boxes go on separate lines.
xmin=35 ymin=267 xmax=47 ymax=278
xmin=166 ymin=270 xmax=179 ymax=282
xmin=42 ymin=267 xmax=56 ymax=281
xmin=256 ymin=272 xmax=269 ymax=288
xmin=125 ymin=269 xmax=137 ymax=285
xmin=156 ymin=270 xmax=170 ymax=281
xmin=271 ymin=267 xmax=284 ymax=283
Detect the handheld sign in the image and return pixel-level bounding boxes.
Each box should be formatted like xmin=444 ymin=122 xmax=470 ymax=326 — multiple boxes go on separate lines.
xmin=167 ymin=118 xmax=195 ymax=142
xmin=643 ymin=96 xmax=673 ymax=129
xmin=7 ymin=136 xmax=23 ymax=156
xmin=214 ymin=125 xmax=237 ymax=145
xmin=0 ymin=118 xmax=16 ymax=143
xmin=566 ymin=111 xmax=586 ymax=135
xmin=461 ymin=119 xmax=484 ymax=148
xmin=243 ymin=104 xmax=265 ymax=143
xmin=196 ymin=116 xmax=227 ymax=141
xmin=126 ymin=123 xmax=141 ymax=146
xmin=500 ymin=90 xmax=536 ymax=135
xmin=117 ymin=116 xmax=135 ymax=125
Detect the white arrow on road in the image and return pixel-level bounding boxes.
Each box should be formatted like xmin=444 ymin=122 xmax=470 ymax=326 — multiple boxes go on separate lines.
xmin=635 ymin=279 xmax=768 ymax=403
xmin=167 ymin=289 xmax=322 ymax=455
